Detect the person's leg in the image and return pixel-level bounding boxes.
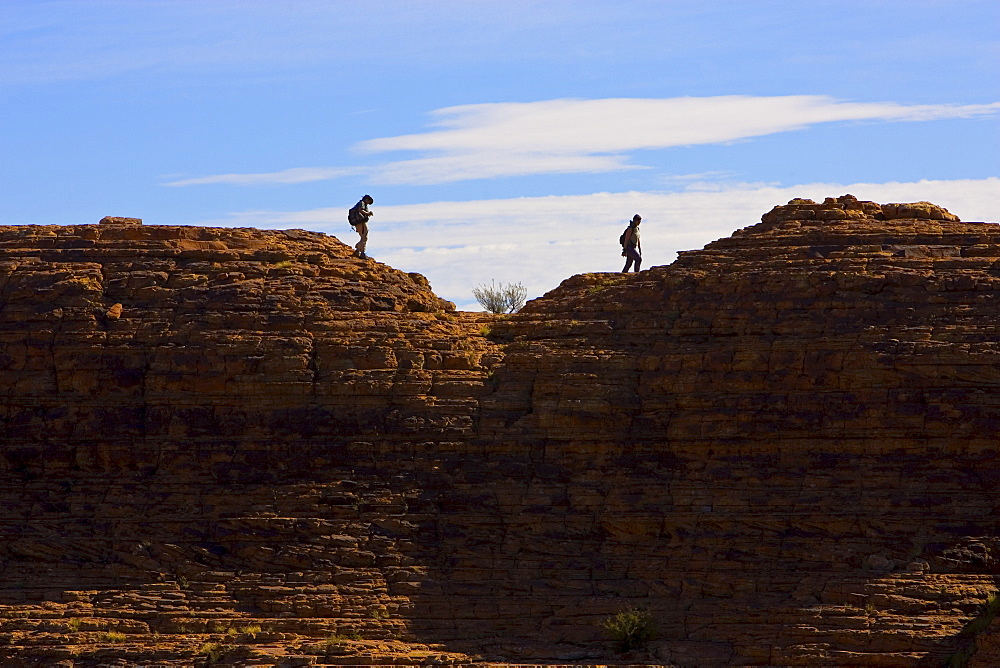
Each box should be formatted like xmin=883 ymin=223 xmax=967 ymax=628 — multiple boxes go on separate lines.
xmin=622 ymin=246 xmax=639 ymax=272
xmin=355 ymin=222 xmax=368 ymax=256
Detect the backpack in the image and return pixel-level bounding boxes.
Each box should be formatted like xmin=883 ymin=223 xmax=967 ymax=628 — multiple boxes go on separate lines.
xmin=619 ymin=226 xmax=631 ymax=246
xmin=348 ymin=203 xmax=364 ymax=226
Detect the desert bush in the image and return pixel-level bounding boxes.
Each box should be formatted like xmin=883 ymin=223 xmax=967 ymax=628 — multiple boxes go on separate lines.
xmin=602 ymin=607 xmax=655 ymax=652
xmin=198 ymin=641 xmax=234 ymax=664
xmin=472 ymin=280 xmax=527 ymax=314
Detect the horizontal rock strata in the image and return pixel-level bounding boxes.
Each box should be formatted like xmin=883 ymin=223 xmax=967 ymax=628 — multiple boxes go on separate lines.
xmin=1 ymin=197 xmax=999 ymax=666
xmin=0 ymin=224 xmax=497 ymax=666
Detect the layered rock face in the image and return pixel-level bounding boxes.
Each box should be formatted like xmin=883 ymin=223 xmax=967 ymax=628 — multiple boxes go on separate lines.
xmin=481 ymin=196 xmax=1000 ymax=665
xmin=2 ymin=198 xmax=1000 ymax=666
xmin=0 ymin=223 xmax=498 ymax=665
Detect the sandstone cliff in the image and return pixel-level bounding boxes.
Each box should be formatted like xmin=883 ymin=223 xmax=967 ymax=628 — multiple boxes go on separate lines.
xmin=1 ymin=198 xmax=999 ymax=666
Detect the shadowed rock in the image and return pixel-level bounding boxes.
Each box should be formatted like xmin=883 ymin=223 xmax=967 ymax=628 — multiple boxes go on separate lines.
xmin=1 ymin=199 xmax=999 ymax=666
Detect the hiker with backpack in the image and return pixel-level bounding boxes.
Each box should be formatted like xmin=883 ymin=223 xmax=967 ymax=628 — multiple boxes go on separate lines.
xmin=348 ymin=194 xmax=374 ymax=259
xmin=620 ymin=214 xmax=642 ymax=272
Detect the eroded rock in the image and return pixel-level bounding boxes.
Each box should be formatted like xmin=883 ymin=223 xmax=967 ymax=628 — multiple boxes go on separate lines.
xmin=1 ymin=201 xmax=1000 ymax=666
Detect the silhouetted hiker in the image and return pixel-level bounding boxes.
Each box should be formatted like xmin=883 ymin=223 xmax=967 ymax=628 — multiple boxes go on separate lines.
xmin=621 ymin=214 xmax=642 ymax=272
xmin=348 ymin=194 xmax=374 ymax=259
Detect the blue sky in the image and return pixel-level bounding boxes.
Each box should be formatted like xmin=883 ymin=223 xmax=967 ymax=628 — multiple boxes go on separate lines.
xmin=2 ymin=0 xmax=998 ymax=309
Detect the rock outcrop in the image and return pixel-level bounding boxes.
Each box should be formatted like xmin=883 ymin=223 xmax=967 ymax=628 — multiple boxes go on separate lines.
xmin=0 ymin=224 xmax=495 ymax=666
xmin=1 ymin=197 xmax=999 ymax=666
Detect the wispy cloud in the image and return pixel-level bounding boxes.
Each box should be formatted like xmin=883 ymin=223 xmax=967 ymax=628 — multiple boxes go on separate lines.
xmin=161 ymin=95 xmax=1000 ymax=190
xmin=164 ymin=167 xmax=363 ymax=187
xmin=662 ymin=171 xmax=738 ymax=183
xmin=196 ymin=177 xmax=1000 ymax=311
xmin=359 ymin=96 xmax=1000 ymax=185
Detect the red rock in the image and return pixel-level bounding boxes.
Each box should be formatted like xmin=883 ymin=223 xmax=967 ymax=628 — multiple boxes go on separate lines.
xmin=1 ymin=199 xmax=1000 ymax=665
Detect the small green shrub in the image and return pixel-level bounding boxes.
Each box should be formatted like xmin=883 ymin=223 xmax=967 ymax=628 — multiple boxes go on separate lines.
xmin=198 ymin=641 xmax=233 ymax=663
xmin=326 ymin=630 xmax=363 ymax=644
xmin=225 ymin=624 xmax=261 ymax=637
xmin=602 ymin=607 xmax=655 ymax=652
xmin=98 ymin=631 xmax=127 ymax=642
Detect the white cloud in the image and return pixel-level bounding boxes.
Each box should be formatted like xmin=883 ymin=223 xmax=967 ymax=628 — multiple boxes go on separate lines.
xmin=201 ymin=177 xmax=1000 ymax=311
xmin=359 ymin=96 xmax=1000 ymax=184
xmin=164 ymin=167 xmax=363 ymax=187
xmin=160 ymin=95 xmax=1000 ymax=189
